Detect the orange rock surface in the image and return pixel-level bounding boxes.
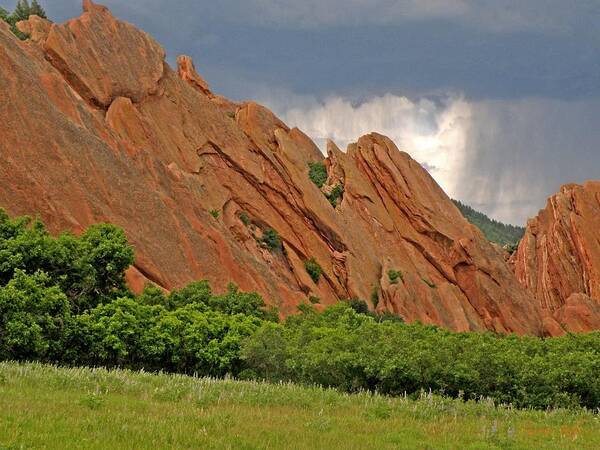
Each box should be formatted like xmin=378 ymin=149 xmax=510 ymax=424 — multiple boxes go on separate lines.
xmin=2 ymin=2 xmax=596 ymax=334
xmin=513 ymin=182 xmax=600 ymax=333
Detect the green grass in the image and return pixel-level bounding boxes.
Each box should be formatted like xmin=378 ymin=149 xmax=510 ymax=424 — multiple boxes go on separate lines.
xmin=1 ymin=362 xmax=598 ymax=449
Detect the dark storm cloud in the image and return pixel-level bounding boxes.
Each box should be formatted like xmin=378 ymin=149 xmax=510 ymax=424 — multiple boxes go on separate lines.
xmin=16 ymin=0 xmax=600 ymax=100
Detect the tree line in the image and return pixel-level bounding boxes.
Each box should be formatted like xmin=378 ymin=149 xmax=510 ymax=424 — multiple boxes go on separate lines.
xmin=0 ymin=209 xmax=598 ymax=410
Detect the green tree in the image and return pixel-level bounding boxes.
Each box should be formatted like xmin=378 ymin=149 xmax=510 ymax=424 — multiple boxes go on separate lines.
xmin=137 ymin=284 xmax=167 ymax=306
xmin=0 ymin=209 xmax=134 ymax=312
xmin=29 ymin=0 xmax=46 ymax=18
xmin=167 ymin=280 xmax=212 ymax=310
xmin=12 ymin=0 xmax=31 ymax=22
xmin=0 ymin=270 xmax=70 ymax=361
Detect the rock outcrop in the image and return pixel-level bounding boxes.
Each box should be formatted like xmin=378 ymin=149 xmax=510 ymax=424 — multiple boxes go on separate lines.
xmin=1 ymin=1 xmax=595 ymax=335
xmin=513 ymin=182 xmax=600 ymax=333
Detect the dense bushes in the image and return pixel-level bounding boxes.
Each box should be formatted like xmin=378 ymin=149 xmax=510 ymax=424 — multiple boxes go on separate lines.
xmin=0 ymin=270 xmax=69 ymax=362
xmin=242 ymin=304 xmax=600 ymax=409
xmin=0 ymin=209 xmax=273 ymax=376
xmin=0 ymin=208 xmax=598 ymax=410
xmin=0 ymin=210 xmax=134 ymax=312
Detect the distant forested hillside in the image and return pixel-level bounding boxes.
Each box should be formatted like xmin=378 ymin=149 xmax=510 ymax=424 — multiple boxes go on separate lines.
xmin=453 ymin=200 xmax=525 ymax=246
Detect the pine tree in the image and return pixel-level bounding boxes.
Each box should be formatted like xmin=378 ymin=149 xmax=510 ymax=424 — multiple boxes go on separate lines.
xmin=13 ymin=0 xmax=31 ymax=22
xmin=0 ymin=7 xmax=9 ymax=22
xmin=29 ymin=0 xmax=47 ymax=19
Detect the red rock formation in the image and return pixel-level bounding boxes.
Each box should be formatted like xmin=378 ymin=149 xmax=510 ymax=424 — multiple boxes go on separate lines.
xmin=1 ymin=1 xmax=591 ymax=335
xmin=177 ymin=55 xmax=212 ymax=97
xmin=513 ymin=182 xmax=600 ymax=333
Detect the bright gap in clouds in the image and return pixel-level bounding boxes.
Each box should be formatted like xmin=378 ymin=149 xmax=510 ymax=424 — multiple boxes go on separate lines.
xmin=265 ymin=93 xmax=472 ymax=213
xmin=259 ymin=92 xmax=600 ymax=226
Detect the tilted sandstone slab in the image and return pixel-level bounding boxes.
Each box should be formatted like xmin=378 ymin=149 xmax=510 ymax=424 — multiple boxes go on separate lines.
xmin=0 ymin=1 xmax=575 ymax=334
xmin=513 ymin=182 xmax=600 ymax=333
xmin=43 ymin=0 xmax=165 ymax=108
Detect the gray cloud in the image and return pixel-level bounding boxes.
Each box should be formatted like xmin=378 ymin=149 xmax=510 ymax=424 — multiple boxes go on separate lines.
xmin=456 ymin=97 xmax=600 ymax=224
xmin=219 ymin=0 xmax=598 ymax=34
xmin=73 ymin=0 xmax=600 ymax=34
xmin=260 ymin=91 xmax=600 ymax=225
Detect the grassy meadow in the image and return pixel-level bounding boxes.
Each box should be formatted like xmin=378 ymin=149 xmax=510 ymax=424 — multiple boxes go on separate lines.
xmin=0 ymin=362 xmax=598 ymax=449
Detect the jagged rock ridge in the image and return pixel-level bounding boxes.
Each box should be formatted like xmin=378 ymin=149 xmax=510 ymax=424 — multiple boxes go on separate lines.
xmin=513 ymin=182 xmax=600 ymax=333
xmin=1 ymin=1 xmax=594 ymax=335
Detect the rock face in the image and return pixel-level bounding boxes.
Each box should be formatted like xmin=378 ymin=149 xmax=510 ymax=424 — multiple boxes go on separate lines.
xmin=513 ymin=182 xmax=600 ymax=333
xmin=1 ymin=1 xmax=595 ymax=335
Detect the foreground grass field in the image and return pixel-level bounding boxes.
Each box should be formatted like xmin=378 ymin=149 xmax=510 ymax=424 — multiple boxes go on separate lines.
xmin=0 ymin=362 xmax=598 ymax=449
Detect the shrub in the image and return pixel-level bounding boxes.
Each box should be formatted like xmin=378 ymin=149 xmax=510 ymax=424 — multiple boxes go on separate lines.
xmin=261 ymin=228 xmax=282 ymax=251
xmin=226 ymin=111 xmax=236 ymax=119
xmin=506 ymin=242 xmax=520 ymax=255
xmin=239 ymin=211 xmax=251 ymax=226
xmin=370 ymin=287 xmax=379 ymax=308
xmin=209 ymin=209 xmax=219 ymax=218
xmin=326 ymin=184 xmax=344 ymax=208
xmin=387 ymin=269 xmax=403 ymax=284
xmin=309 ymin=295 xmax=320 ymax=304
xmin=242 ymin=303 xmax=600 ymax=409
xmin=304 ymin=257 xmax=322 ymax=283
xmin=346 ymin=298 xmax=369 ymax=315
xmin=308 ymin=162 xmax=327 ymax=188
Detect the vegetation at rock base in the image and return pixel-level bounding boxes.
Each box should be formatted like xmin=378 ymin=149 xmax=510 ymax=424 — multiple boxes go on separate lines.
xmin=303 ymin=257 xmax=323 ymax=283
xmin=0 ymin=208 xmax=599 ymax=413
xmin=308 ymin=161 xmax=328 ymax=188
xmin=3 ymin=363 xmax=599 ymax=450
xmin=1 ymin=0 xmax=48 ymax=40
xmin=453 ymin=199 xmax=525 ymax=245
xmin=370 ymin=286 xmax=379 ymax=307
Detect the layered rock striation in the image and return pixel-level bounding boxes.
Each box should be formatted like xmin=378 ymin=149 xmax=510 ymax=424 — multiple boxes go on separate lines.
xmin=513 ymin=182 xmax=600 ymax=333
xmin=2 ymin=2 xmax=596 ymax=334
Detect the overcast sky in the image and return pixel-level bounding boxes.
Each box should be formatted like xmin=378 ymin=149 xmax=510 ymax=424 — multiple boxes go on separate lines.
xmin=6 ymin=0 xmax=600 ymax=224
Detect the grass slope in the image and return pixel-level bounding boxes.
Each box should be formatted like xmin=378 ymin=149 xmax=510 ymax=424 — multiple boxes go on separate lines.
xmin=1 ymin=362 xmax=599 ymax=449
xmin=453 ymin=200 xmax=525 ymax=245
